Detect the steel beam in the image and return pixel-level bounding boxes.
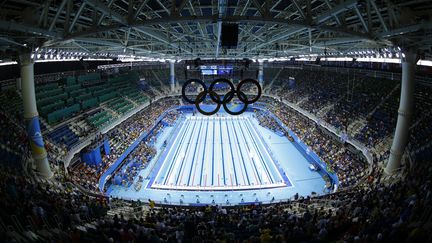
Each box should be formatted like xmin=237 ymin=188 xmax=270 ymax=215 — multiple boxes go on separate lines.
xmin=216 ymin=0 xmax=227 ymax=58
xmin=133 ymin=0 xmax=150 ymax=20
xmin=324 ymin=0 xmax=341 ymax=25
xmin=69 ymin=2 xmax=87 ymax=33
xmin=244 ymin=0 xmax=361 ymax=54
xmin=83 ymin=0 xmax=184 ymax=52
xmin=48 ymin=0 xmax=68 ymax=31
xmin=354 ymin=6 xmax=368 ymax=33
xmin=369 ymin=0 xmax=388 ymax=32
xmin=292 ymin=0 xmax=306 ymax=20
xmin=0 ymin=20 xmax=61 ymax=38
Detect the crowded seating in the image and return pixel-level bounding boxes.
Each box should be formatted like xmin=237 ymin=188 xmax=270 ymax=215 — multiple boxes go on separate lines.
xmin=68 ymin=98 xmax=180 ymax=192
xmin=255 ymin=99 xmax=367 ymax=188
xmin=1 ymin=68 xmax=431 ymax=242
xmin=0 ymin=146 xmax=430 ymax=242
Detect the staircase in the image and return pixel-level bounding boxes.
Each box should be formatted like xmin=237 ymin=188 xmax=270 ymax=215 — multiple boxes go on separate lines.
xmin=371 ymin=136 xmax=393 ymax=159
xmin=39 ymin=117 xmax=52 ymax=132
xmin=413 ymin=140 xmax=432 ymax=155
xmin=102 ymin=106 xmax=119 ymax=117
xmin=124 ymin=97 xmax=138 ymax=107
xmin=151 ymin=70 xmax=170 ymax=93
xmin=317 ymin=103 xmax=335 ymax=118
xmin=347 ymin=118 xmax=367 ymax=137
xmin=296 ymin=96 xmax=309 ymax=106
xmin=149 ymin=86 xmax=163 ymax=97
xmin=264 ymin=68 xmax=284 ymax=93
xmin=368 ymin=83 xmax=400 ymax=117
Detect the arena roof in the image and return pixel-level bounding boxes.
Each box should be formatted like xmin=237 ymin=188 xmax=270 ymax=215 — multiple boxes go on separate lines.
xmin=0 ymin=0 xmax=431 ymax=60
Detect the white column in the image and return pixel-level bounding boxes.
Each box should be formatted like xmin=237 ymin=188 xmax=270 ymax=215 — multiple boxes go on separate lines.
xmin=20 ymin=52 xmax=53 ymax=178
xmin=385 ymin=51 xmax=416 ymax=174
xmin=258 ymin=60 xmax=264 ymax=87
xmin=16 ymin=78 xmax=22 ymax=91
xmin=169 ymin=60 xmax=175 ymax=92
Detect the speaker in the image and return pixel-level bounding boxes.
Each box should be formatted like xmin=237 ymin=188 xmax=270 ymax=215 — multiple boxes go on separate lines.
xmin=221 ymin=23 xmax=239 ymax=48
xmin=194 ymin=58 xmax=201 ymax=67
xmin=244 ymin=58 xmax=251 ymax=69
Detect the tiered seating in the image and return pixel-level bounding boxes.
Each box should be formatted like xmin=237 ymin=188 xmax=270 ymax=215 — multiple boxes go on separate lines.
xmin=138 ymin=69 xmax=165 ymax=89
xmin=47 ymin=124 xmax=80 ymax=149
xmin=77 ymin=72 xmax=102 ymax=84
xmin=34 ymin=71 xmax=141 ymax=124
xmin=107 ymin=97 xmax=134 ymax=115
xmin=263 ymin=68 xmax=279 ymax=85
xmin=126 ymin=90 xmax=149 ymax=104
xmin=153 ymin=69 xmax=170 ymax=84
xmin=409 ymin=85 xmax=432 ymax=149
xmin=46 ymin=103 xmax=81 ymax=124
xmin=36 ymin=83 xmax=66 ymax=117
xmin=0 ymin=146 xmax=21 ymax=163
xmin=355 ymin=88 xmax=400 ymax=147
xmin=0 ymin=89 xmax=22 ymax=117
xmin=175 ymin=68 xmax=187 ymax=85
xmin=324 ymin=78 xmax=398 ymax=131
xmin=86 ymin=110 xmax=113 ymax=128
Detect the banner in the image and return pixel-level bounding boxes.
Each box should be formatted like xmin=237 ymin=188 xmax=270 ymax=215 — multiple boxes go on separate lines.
xmin=27 ymin=117 xmax=46 ymax=156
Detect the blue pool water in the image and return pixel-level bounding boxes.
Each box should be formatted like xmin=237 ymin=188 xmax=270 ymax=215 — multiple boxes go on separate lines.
xmin=107 ymin=112 xmax=327 ymax=205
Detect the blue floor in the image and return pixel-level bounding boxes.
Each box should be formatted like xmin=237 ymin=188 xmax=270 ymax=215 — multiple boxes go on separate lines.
xmin=107 ymin=112 xmax=327 ymax=205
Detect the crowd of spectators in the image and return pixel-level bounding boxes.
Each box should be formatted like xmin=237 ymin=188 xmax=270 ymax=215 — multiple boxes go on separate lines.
xmin=0 ymin=111 xmax=29 ymax=157
xmin=68 ymin=99 xmax=180 ymax=192
xmin=0 ymin=162 xmax=110 ymax=242
xmin=161 ymin=110 xmax=181 ymax=126
xmin=324 ymin=78 xmax=397 ymax=132
xmin=268 ymin=69 xmax=432 ymax=163
xmin=272 ymin=70 xmax=351 ymax=114
xmin=69 ymin=99 xmax=178 ymax=191
xmin=1 ymin=70 xmax=432 ymax=242
xmin=110 ymin=125 xmax=161 ymax=188
xmin=255 ymin=99 xmax=367 ymax=189
xmin=1 ymin=147 xmax=431 ymax=242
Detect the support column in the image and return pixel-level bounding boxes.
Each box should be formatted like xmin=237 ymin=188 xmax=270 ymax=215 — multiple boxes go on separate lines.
xmin=258 ymin=60 xmax=264 ymax=87
xmin=385 ymin=51 xmax=416 ymax=174
xmin=169 ymin=60 xmax=175 ymax=92
xmin=20 ymin=52 xmax=53 ymax=178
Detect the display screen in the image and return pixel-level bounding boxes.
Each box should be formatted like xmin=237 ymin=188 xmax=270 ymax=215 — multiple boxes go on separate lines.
xmin=217 ymin=65 xmax=233 ymax=75
xmin=200 ymin=65 xmax=233 ymax=75
xmin=201 ymin=69 xmax=217 ymax=75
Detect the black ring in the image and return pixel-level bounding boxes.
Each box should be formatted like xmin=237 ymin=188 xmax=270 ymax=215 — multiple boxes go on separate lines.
xmin=181 ymin=78 xmax=261 ymax=116
xmin=222 ymin=90 xmax=248 ymax=116
xmin=236 ymin=78 xmax=262 ymax=104
xmin=208 ymin=78 xmax=235 ymax=104
xmin=195 ymin=91 xmax=221 ymax=116
xmin=182 ymin=79 xmax=207 ymax=104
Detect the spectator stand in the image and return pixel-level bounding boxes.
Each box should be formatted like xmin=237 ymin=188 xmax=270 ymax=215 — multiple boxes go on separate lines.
xmin=98 ymin=106 xmax=181 ymax=192
xmin=264 ymin=94 xmax=374 ymax=166
xmin=252 ymin=105 xmax=339 ymax=190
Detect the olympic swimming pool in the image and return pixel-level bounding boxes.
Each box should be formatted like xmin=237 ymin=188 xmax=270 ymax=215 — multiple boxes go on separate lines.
xmin=107 ymin=111 xmax=329 ymax=205
xmin=151 ymin=116 xmax=290 ymax=190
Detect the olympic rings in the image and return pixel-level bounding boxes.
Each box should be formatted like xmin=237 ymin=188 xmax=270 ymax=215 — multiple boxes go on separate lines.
xmin=208 ymin=78 xmax=235 ymax=104
xmin=181 ymin=78 xmax=261 ymax=116
xmin=195 ymin=90 xmax=221 ymax=116
xmin=181 ymin=79 xmax=207 ymax=104
xmin=223 ymin=90 xmax=249 ymax=115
